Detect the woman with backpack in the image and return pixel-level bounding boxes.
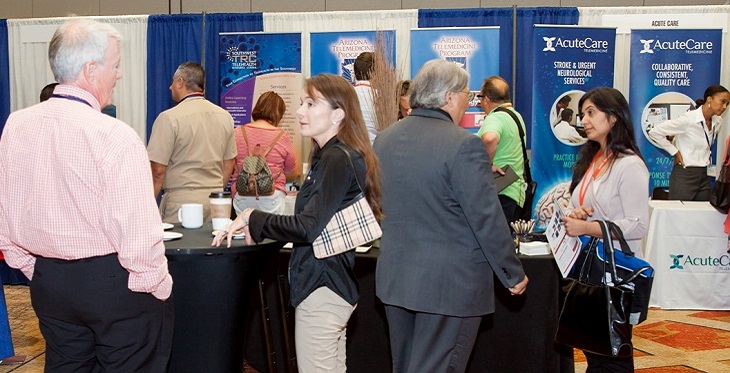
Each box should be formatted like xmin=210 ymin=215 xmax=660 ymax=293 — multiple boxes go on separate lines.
xmin=232 ymin=91 xmax=298 ymax=214
xmin=214 ymin=74 xmax=382 ymax=372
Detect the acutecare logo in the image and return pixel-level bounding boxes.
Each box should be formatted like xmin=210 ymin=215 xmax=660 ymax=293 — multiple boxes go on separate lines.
xmin=542 ymin=36 xmax=609 ymax=53
xmin=670 ymin=254 xmax=684 ymax=269
xmin=639 ymin=38 xmax=714 ymax=54
xmin=669 ymin=253 xmax=730 ymax=271
xmin=639 ymin=39 xmax=654 ymax=54
xmin=543 ymin=37 xmax=556 ymax=52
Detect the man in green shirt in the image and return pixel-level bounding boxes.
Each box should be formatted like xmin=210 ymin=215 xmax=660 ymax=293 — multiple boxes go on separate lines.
xmin=476 ymin=76 xmax=526 ymax=224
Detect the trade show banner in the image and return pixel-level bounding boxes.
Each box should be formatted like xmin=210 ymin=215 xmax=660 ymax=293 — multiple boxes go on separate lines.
xmin=219 ymin=32 xmax=303 ymax=164
xmin=309 ymin=30 xmax=396 ymax=83
xmin=530 ymin=26 xmax=616 ymax=228
xmin=629 ymin=29 xmax=722 ymax=193
xmin=410 ymin=27 xmax=500 ymax=131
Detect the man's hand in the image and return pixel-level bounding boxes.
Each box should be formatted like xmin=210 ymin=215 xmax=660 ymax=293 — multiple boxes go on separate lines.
xmin=509 ymin=275 xmax=528 ymax=295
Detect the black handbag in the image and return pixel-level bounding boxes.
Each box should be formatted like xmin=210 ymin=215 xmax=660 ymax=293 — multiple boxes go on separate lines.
xmin=571 ymin=221 xmax=655 ymax=325
xmin=555 ymin=220 xmax=634 ymax=358
xmin=710 ymin=146 xmax=730 ymax=214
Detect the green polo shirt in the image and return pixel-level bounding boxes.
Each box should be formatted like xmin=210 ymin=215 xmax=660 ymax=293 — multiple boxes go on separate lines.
xmin=476 ymin=104 xmax=526 ymax=207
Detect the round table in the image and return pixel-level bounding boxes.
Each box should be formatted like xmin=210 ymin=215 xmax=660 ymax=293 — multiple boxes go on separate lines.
xmin=164 ymin=224 xmax=283 ymax=373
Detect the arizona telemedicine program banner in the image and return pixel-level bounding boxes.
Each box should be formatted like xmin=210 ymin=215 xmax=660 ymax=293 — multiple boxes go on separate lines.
xmin=629 ymin=29 xmax=722 ymax=193
xmin=219 ymin=32 xmax=303 ymax=166
xmin=530 ymin=26 xmax=616 ymax=229
xmin=309 ymin=31 xmax=396 ymax=84
xmin=410 ymin=27 xmax=500 ymax=132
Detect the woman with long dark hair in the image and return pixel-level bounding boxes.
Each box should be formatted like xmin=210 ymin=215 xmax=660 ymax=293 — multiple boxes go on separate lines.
xmin=562 ymin=87 xmax=650 ymax=372
xmin=649 ymin=85 xmax=730 ymax=200
xmin=214 ymin=74 xmax=381 ymax=373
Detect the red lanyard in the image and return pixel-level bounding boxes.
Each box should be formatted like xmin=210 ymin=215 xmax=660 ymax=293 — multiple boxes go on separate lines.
xmin=578 ymin=151 xmax=612 ymax=206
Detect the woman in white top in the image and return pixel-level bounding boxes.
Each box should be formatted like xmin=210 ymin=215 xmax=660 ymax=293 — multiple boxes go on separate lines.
xmin=648 ymin=85 xmax=730 ymax=201
xmin=562 ymin=87 xmax=649 ymax=372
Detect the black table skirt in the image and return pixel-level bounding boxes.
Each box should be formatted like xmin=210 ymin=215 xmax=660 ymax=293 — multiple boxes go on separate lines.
xmin=164 ymin=224 xmax=283 ymax=373
xmin=246 ymin=249 xmax=574 ymax=373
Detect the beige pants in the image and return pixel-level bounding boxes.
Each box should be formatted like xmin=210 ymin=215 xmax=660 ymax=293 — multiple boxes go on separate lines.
xmin=295 ymin=287 xmax=356 ymax=373
xmin=159 ymin=187 xmax=220 ymax=224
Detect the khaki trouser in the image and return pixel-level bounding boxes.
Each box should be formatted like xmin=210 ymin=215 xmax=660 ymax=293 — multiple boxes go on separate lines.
xmin=295 ymin=287 xmax=356 ymax=373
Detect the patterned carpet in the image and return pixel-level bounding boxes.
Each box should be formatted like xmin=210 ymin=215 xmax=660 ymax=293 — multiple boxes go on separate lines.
xmin=0 ymin=285 xmax=729 ymax=372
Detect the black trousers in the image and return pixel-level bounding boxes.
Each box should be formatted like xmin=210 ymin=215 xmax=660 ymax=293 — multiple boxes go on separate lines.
xmin=31 ymin=254 xmax=174 ymax=373
xmin=499 ymin=194 xmax=521 ymax=226
xmin=668 ymin=165 xmax=710 ymax=201
xmin=384 ymin=304 xmax=481 ymax=373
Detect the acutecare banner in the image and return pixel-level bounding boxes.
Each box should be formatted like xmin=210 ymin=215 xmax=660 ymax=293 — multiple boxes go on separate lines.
xmin=309 ymin=31 xmax=396 ymax=83
xmin=410 ymin=27 xmax=500 ymax=132
xmin=218 ymin=32 xmax=303 ymax=165
xmin=629 ymin=29 xmax=722 ymax=193
xmin=530 ymin=26 xmax=616 ymax=229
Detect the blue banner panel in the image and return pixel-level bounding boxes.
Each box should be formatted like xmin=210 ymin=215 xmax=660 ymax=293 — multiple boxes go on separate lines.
xmin=309 ymin=31 xmax=395 ymax=83
xmin=410 ymin=27 xmax=500 ymax=131
xmin=530 ymin=26 xmax=616 ymax=228
xmin=629 ymin=29 xmax=722 ymax=193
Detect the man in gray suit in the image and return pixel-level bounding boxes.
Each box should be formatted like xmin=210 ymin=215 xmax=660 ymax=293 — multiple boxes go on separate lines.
xmin=373 ymin=59 xmax=528 ymax=373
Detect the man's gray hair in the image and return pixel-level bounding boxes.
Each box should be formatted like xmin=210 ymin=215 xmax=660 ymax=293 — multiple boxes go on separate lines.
xmin=174 ymin=62 xmax=205 ymax=92
xmin=410 ymin=59 xmax=469 ymax=109
xmin=48 ymin=19 xmax=122 ymax=84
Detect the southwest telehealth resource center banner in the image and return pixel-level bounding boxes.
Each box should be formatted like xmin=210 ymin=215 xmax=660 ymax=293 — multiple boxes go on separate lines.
xmin=219 ymin=32 xmax=303 ymax=165
xmin=629 ymin=29 xmax=722 ymax=193
xmin=410 ymin=27 xmax=500 ymax=132
xmin=530 ymin=26 xmax=616 ymax=228
xmin=309 ymin=31 xmax=395 ymax=83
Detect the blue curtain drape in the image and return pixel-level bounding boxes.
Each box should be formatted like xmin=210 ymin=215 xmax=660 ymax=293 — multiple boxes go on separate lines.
xmin=0 ymin=20 xmax=11 ymax=138
xmin=146 ymin=14 xmax=203 ymax=142
xmin=204 ymin=13 xmax=263 ymax=108
xmin=418 ymin=8 xmax=514 ymax=89
xmin=516 ymin=7 xmax=578 ymax=147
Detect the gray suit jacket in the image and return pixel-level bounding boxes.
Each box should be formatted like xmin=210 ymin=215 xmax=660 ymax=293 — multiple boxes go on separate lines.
xmin=374 ymin=108 xmax=526 ymax=317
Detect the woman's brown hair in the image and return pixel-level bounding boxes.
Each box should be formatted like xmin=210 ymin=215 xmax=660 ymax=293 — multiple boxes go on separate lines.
xmin=304 ymin=74 xmax=382 ymax=220
xmin=251 ymin=91 xmax=286 ymax=126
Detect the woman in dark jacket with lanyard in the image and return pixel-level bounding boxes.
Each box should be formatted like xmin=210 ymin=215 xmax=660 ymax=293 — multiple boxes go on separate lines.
xmin=648 ymin=85 xmax=730 ymax=200
xmin=213 ymin=74 xmax=382 ymax=373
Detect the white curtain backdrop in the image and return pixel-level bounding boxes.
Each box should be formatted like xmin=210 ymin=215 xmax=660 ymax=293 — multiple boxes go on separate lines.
xmin=263 ymin=10 xmax=419 ymax=81
xmin=578 ymin=6 xmax=730 ymax=160
xmin=7 ymin=16 xmax=149 ymax=140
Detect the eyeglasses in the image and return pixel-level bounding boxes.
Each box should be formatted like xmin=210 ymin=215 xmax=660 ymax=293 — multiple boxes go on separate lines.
xmin=476 ymin=94 xmax=485 ymax=99
xmin=452 ymin=89 xmax=479 ymax=103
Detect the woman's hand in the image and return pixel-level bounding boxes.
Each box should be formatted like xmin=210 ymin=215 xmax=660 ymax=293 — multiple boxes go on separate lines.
xmin=566 ymin=206 xmax=593 ymax=221
xmin=562 ymin=216 xmax=588 ymax=237
xmin=212 ymin=208 xmax=254 ymax=247
xmin=674 ymin=152 xmax=685 ymax=168
xmin=560 ymin=206 xmax=594 ymax=236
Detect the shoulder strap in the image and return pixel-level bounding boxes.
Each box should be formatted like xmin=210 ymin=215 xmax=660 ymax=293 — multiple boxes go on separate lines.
xmin=239 ymin=126 xmax=252 ymax=154
xmin=241 ymin=126 xmax=284 ymax=158
xmin=333 ymin=144 xmax=365 ymax=194
xmin=493 ymin=106 xmax=532 ymax=183
xmin=261 ymin=131 xmax=285 ymax=158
